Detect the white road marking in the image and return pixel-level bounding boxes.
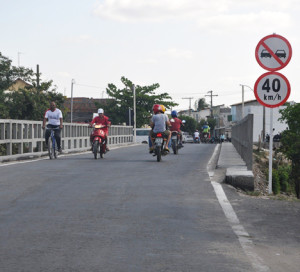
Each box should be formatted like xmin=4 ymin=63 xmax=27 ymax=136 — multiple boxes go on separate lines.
xmin=208 ymin=145 xmax=270 ymax=272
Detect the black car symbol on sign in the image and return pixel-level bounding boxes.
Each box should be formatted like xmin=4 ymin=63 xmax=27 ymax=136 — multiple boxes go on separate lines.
xmin=275 ymin=49 xmax=286 ymax=58
xmin=261 ymin=49 xmax=271 ymax=58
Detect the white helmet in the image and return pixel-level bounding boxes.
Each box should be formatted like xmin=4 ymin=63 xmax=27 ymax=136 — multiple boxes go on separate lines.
xmin=98 ymin=108 xmax=104 ymax=114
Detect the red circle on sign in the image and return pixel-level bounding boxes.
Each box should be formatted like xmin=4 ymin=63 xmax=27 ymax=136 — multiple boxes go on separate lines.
xmin=255 ymin=34 xmax=292 ymax=71
xmin=254 ymin=71 xmax=291 ymax=108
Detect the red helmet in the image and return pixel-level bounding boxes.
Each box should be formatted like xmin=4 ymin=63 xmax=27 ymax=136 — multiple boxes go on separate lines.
xmin=152 ymin=104 xmax=162 ymax=114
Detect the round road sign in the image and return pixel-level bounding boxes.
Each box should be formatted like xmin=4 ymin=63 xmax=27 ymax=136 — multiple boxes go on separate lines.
xmin=254 ymin=71 xmax=290 ymax=108
xmin=255 ymin=34 xmax=292 ymax=71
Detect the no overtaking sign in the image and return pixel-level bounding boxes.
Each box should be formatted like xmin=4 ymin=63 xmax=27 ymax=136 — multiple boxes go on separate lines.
xmin=255 ymin=34 xmax=292 ymax=71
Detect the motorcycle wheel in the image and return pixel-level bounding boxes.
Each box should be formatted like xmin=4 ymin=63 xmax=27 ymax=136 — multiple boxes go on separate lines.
xmin=93 ymin=140 xmax=99 ymax=159
xmin=172 ymin=139 xmax=178 ymax=154
xmin=156 ymin=145 xmax=161 ymax=162
xmin=100 ymin=143 xmax=104 ymax=158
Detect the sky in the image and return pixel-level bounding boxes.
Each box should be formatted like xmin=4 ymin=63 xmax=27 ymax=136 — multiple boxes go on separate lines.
xmin=1 ymin=0 xmax=300 ymax=111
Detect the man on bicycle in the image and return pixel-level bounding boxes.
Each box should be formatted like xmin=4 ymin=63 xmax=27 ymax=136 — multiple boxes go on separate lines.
xmin=42 ymin=101 xmax=63 ymax=153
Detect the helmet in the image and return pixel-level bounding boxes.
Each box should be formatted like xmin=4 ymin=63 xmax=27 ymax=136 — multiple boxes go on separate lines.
xmin=152 ymin=104 xmax=162 ymax=114
xmin=160 ymin=105 xmax=166 ymax=113
xmin=171 ymin=110 xmax=177 ymax=117
xmin=98 ymin=108 xmax=104 ymax=114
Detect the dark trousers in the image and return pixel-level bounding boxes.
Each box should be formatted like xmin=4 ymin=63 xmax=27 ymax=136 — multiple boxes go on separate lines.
xmin=45 ymin=125 xmax=61 ymax=149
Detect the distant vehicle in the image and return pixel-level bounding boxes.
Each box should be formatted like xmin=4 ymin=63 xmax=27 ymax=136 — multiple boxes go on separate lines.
xmin=135 ymin=128 xmax=151 ymax=144
xmin=182 ymin=132 xmax=189 ymax=143
xmin=275 ymin=49 xmax=286 ymax=58
xmin=261 ymin=49 xmax=271 ymax=58
xmin=184 ymin=135 xmax=194 ymax=143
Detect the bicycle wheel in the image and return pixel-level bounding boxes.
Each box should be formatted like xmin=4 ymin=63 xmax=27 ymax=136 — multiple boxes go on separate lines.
xmin=48 ymin=138 xmax=54 ymax=159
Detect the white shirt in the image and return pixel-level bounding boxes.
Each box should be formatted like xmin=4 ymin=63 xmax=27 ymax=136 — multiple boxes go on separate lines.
xmin=45 ymin=109 xmax=63 ymax=126
xmin=194 ymin=131 xmax=200 ymax=138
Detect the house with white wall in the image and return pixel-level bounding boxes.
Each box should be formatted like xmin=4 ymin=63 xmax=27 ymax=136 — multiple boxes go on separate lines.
xmin=231 ymin=100 xmax=290 ymax=142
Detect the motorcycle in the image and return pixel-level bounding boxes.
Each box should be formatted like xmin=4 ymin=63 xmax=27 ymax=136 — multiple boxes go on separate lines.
xmin=90 ymin=124 xmax=107 ymax=159
xmin=171 ymin=131 xmax=182 ymax=154
xmin=152 ymin=132 xmax=168 ymax=162
xmin=201 ymin=132 xmax=209 ymax=143
xmin=194 ymin=136 xmax=200 ymax=143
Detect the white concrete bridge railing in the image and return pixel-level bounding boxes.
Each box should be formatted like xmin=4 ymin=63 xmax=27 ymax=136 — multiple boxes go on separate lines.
xmin=0 ymin=119 xmax=133 ymax=162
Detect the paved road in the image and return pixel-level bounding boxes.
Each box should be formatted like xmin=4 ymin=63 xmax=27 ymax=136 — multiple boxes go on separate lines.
xmin=0 ymin=144 xmax=299 ymax=271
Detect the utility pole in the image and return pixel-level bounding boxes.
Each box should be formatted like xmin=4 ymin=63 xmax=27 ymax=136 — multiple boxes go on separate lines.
xmin=17 ymin=52 xmax=23 ymax=67
xmin=36 ymin=65 xmax=40 ymax=90
xmin=70 ymin=79 xmax=75 ymax=123
xmin=205 ymin=90 xmax=218 ymax=117
xmin=182 ymin=97 xmax=194 ymax=116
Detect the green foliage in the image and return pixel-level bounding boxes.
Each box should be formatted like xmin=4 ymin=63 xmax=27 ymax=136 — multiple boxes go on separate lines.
xmin=195 ymin=98 xmax=209 ymax=111
xmin=95 ymin=76 xmax=178 ymax=126
xmin=279 ymin=103 xmax=300 ymax=198
xmin=179 ymin=115 xmax=197 ymax=134
xmin=272 ymin=169 xmax=280 ymax=195
xmin=0 ymin=52 xmax=65 ymax=120
xmin=278 ymin=165 xmax=290 ymax=192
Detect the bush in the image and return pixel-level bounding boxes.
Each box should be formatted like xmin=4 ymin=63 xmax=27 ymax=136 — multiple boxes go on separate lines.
xmin=272 ymin=169 xmax=280 ymax=195
xmin=278 ymin=165 xmax=291 ymax=193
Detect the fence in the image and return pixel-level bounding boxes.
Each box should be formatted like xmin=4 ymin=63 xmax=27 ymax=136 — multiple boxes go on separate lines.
xmin=231 ymin=114 xmax=253 ymax=170
xmin=0 ymin=119 xmax=133 ymax=162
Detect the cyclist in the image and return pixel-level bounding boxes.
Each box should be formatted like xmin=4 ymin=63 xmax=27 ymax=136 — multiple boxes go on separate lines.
xmin=149 ymin=104 xmax=171 ymax=153
xmin=90 ymin=108 xmax=111 ymax=151
xmin=42 ymin=101 xmax=63 ymax=153
xmin=169 ymin=110 xmax=184 ymax=147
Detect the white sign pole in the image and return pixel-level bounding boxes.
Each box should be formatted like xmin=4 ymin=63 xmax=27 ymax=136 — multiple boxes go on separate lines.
xmin=268 ymin=108 xmax=274 ymax=194
xmin=133 ymin=84 xmax=136 ymax=144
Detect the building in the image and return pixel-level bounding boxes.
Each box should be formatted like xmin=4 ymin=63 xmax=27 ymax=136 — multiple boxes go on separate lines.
xmin=64 ymin=97 xmax=114 ymax=123
xmin=231 ymin=99 xmax=290 ymax=142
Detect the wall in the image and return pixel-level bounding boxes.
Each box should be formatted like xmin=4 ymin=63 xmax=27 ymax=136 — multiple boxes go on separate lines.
xmin=231 ymin=114 xmax=253 ymax=170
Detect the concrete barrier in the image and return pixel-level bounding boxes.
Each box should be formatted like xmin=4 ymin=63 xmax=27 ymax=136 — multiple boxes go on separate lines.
xmin=0 ymin=119 xmax=133 ymax=162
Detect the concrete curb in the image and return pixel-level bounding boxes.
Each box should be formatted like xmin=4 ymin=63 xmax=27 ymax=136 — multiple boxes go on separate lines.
xmin=217 ymin=143 xmax=254 ymax=191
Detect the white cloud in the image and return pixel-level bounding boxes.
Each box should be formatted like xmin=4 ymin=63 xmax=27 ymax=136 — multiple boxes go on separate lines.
xmin=93 ymin=0 xmax=232 ymax=22
xmin=164 ymin=48 xmax=193 ymax=60
xmin=57 ymin=72 xmax=71 ymax=78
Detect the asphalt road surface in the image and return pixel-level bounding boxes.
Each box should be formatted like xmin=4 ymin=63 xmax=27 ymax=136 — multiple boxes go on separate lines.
xmin=0 ymin=144 xmax=299 ymax=271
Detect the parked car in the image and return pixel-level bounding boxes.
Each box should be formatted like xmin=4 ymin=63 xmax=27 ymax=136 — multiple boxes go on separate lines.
xmin=182 ymin=132 xmax=189 ymax=143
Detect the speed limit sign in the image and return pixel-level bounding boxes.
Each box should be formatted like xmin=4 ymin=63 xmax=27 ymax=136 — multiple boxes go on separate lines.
xmin=254 ymin=71 xmax=290 ymax=108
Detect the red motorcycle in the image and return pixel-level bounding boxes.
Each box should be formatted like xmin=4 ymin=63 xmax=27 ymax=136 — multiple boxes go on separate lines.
xmin=90 ymin=124 xmax=107 ymax=159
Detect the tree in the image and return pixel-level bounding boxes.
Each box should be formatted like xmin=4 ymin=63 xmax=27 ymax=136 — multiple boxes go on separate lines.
xmin=179 ymin=115 xmax=197 ymax=134
xmin=195 ymin=98 xmax=209 ymax=111
xmin=279 ymin=103 xmax=300 ymax=198
xmin=95 ymin=77 xmax=178 ymax=127
xmin=0 ymin=51 xmax=65 ymax=120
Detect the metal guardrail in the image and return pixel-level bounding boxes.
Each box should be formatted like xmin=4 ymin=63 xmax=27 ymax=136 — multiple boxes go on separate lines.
xmin=231 ymin=114 xmax=253 ymax=170
xmin=0 ymin=119 xmax=133 ymax=162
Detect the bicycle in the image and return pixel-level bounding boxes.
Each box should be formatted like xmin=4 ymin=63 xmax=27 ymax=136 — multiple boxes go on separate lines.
xmin=46 ymin=127 xmax=60 ymax=159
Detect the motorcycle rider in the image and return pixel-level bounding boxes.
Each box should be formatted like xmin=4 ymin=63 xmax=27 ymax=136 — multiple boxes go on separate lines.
xmin=169 ymin=110 xmax=184 ymax=147
xmin=149 ymin=104 xmax=171 ymax=153
xmin=90 ymin=108 xmax=111 ymax=151
xmin=202 ymin=122 xmax=210 ymax=138
xmin=193 ymin=129 xmax=200 ymax=143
